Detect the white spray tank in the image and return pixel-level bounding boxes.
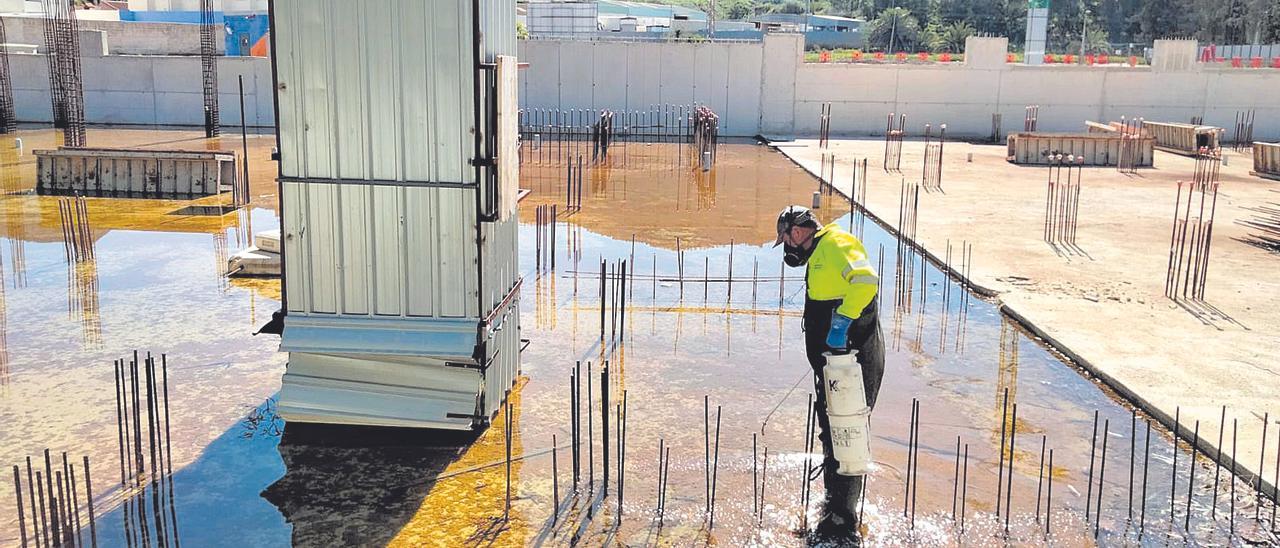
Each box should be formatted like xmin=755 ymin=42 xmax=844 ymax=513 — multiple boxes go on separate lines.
xmin=822 ymin=350 xmax=873 ymax=476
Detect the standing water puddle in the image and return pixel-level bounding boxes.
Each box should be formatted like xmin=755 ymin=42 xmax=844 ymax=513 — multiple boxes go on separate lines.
xmin=0 ymin=131 xmax=1275 ymax=546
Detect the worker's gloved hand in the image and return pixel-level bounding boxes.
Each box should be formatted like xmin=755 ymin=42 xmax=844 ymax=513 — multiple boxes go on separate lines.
xmin=826 ymin=312 xmax=854 ymax=351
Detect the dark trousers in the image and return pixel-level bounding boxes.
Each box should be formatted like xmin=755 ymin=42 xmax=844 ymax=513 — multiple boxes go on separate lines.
xmin=803 ymin=296 xmax=886 ymax=523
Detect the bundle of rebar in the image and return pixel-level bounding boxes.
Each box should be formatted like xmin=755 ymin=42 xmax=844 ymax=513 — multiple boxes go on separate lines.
xmin=894 ymin=179 xmax=920 ymax=310
xmin=922 ymin=124 xmax=945 ymax=191
xmin=564 ymin=154 xmax=583 ymax=210
xmin=113 ymin=352 xmax=175 ymax=486
xmin=1116 ymin=116 xmax=1144 ymax=174
xmin=518 ymin=105 xmax=697 ymax=168
xmin=883 ymin=112 xmax=905 ymax=172
xmin=819 ymin=152 xmax=836 ymax=196
xmin=1232 ymin=110 xmax=1255 ymax=152
xmin=40 ymin=0 xmax=86 ymax=147
xmin=692 ymin=106 xmax=719 ymax=172
xmin=849 ymin=157 xmax=868 ymax=206
xmin=10 ymin=451 xmax=98 ymax=548
xmin=1164 ymin=147 xmax=1221 ymax=301
xmin=817 ymin=102 xmax=832 ymax=149
xmin=599 ymin=259 xmax=629 ymax=344
xmin=0 ymin=14 xmax=16 ymax=134
xmin=1041 ymin=152 xmax=1082 ymax=249
xmin=1024 ymin=105 xmax=1040 ymax=132
xmin=200 ymin=0 xmax=220 ymax=137
xmin=58 ymin=195 xmax=93 ymax=262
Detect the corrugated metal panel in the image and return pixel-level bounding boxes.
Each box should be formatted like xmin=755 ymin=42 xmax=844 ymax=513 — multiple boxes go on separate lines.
xmin=273 ymin=0 xmax=476 ymax=184
xmin=482 ymin=0 xmax=518 ymax=60
xmin=282 ymin=181 xmax=481 ymax=319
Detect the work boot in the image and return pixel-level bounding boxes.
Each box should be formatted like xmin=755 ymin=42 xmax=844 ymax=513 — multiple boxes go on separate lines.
xmin=810 ymin=513 xmax=861 ymax=547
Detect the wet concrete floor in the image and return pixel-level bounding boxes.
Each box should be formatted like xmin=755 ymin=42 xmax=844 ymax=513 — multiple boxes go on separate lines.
xmin=0 ymin=129 xmax=1276 ymax=546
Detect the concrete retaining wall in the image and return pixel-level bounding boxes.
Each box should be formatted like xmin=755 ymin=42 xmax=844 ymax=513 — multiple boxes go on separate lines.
xmin=519 ymin=35 xmax=1280 ymax=140
xmin=8 ymin=35 xmax=1280 ymax=137
xmin=8 ymin=53 xmax=273 ymax=127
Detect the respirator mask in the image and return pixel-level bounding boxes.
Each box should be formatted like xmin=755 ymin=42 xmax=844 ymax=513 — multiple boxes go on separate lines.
xmin=783 ymin=241 xmax=815 ymax=267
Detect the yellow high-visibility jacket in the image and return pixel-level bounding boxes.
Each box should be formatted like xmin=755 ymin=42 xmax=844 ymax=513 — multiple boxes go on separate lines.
xmin=806 ymin=223 xmax=879 ymax=319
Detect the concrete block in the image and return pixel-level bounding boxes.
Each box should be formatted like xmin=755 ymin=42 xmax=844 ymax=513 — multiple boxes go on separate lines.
xmin=1152 ymin=40 xmax=1198 ymax=72
xmin=80 ymin=30 xmax=109 ymax=57
xmin=964 ymin=36 xmax=1009 ymax=69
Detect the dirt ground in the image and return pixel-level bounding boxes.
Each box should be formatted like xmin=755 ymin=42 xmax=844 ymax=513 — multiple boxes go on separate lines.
xmin=778 ymin=137 xmax=1280 ymax=492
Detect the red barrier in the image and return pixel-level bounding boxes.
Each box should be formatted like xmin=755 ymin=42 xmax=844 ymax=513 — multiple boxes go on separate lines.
xmin=1272 ymin=57 xmax=1280 ymax=68
xmin=1128 ymin=55 xmax=1137 ymax=67
xmin=1231 ymin=57 xmax=1243 ymax=68
xmin=819 ymin=50 xmax=831 ymax=63
xmin=1250 ymin=57 xmax=1263 ymax=68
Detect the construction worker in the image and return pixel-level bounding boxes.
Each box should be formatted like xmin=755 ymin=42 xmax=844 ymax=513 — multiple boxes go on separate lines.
xmin=774 ymin=205 xmax=885 ymax=542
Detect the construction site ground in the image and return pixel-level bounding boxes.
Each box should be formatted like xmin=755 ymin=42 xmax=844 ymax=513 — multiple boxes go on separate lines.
xmin=778 ymin=138 xmax=1280 ymax=489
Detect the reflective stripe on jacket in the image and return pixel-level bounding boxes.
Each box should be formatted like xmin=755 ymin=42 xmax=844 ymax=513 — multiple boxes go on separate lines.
xmin=805 ymin=222 xmax=879 ymax=319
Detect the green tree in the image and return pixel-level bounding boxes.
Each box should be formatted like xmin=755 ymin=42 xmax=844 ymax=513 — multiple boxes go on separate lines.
xmin=866 ymin=7 xmax=922 ymax=51
xmin=724 ymin=0 xmax=755 ymax=19
xmin=931 ymin=20 xmax=976 ymax=52
xmin=516 ymin=21 xmax=529 ymax=40
xmin=773 ymin=0 xmax=807 ymax=14
xmin=1135 ymin=0 xmax=1193 ymax=42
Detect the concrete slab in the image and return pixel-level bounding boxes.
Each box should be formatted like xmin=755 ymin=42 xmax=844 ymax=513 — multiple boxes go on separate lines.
xmin=777 ymin=137 xmax=1280 ymax=493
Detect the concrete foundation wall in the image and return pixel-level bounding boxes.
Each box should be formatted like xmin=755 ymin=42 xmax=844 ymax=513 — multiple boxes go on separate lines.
xmin=9 ymin=53 xmax=274 ymax=127
xmin=793 ymin=63 xmax=1280 ymax=140
xmin=7 ymin=36 xmax=1280 ymax=138
xmin=521 ymin=36 xmax=1280 ymax=140
xmin=2 ymin=15 xmax=225 ymax=55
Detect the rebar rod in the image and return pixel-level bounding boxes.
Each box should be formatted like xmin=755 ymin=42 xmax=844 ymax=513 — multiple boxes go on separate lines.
xmin=1087 ymin=410 xmax=1098 ymax=521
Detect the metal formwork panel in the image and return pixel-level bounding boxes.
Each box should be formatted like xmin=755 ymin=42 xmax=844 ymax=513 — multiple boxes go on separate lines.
xmin=1253 ymin=142 xmax=1280 ymax=178
xmin=274 ymin=0 xmax=521 ymax=430
xmin=281 ymin=181 xmax=484 ymax=320
xmin=272 ymin=0 xmax=476 ymax=184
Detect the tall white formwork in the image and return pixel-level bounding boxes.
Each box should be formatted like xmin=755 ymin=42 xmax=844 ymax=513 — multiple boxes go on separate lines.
xmin=269 ymin=0 xmax=521 ymax=430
